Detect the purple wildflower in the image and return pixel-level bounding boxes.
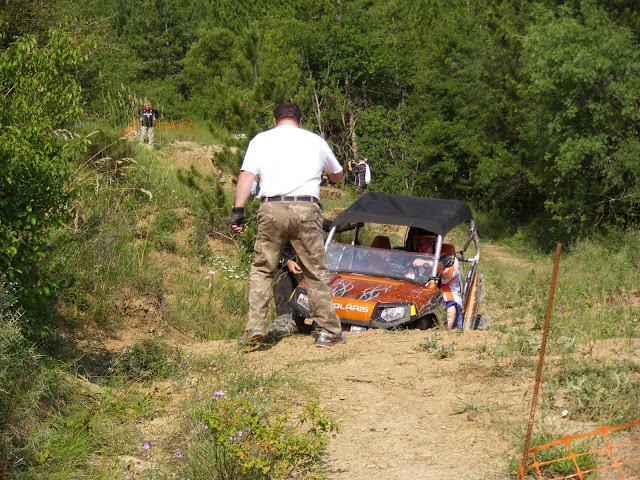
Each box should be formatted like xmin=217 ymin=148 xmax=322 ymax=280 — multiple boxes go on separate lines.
xmin=214 ymin=390 xmax=226 ymax=399
xmin=175 ymin=450 xmax=183 ymax=458
xmin=143 ymin=441 xmax=152 ymax=450
xmin=201 ymin=423 xmax=208 ymax=430
xmin=195 ymin=393 xmax=202 ymax=400
xmin=236 ymin=431 xmax=243 ymax=438
xmin=267 ymin=451 xmax=273 ymax=457
xmin=558 ymin=305 xmax=566 ymax=311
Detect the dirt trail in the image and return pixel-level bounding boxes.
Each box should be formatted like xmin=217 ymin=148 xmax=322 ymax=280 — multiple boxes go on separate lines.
xmin=187 ymin=328 xmax=524 ymax=480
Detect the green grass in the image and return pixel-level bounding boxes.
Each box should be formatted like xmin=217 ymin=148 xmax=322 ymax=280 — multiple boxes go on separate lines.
xmin=545 ymin=359 xmax=640 ymax=425
xmin=164 ymin=260 xmax=249 ymax=340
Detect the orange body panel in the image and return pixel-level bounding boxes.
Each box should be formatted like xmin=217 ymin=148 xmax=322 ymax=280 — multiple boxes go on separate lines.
xmin=299 ymin=273 xmax=443 ymax=326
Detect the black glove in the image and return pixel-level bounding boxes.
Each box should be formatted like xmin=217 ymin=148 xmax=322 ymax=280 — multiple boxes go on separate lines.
xmin=230 ymin=207 xmax=246 ymax=229
xmin=440 ymin=254 xmax=455 ymax=268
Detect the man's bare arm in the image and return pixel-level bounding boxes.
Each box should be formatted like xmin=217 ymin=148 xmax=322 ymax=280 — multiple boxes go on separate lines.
xmin=234 ymin=170 xmax=256 ymax=208
xmin=327 ymin=171 xmax=343 ymax=183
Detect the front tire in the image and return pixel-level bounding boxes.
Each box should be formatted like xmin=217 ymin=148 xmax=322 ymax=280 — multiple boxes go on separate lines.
xmin=413 ymin=314 xmax=437 ymax=330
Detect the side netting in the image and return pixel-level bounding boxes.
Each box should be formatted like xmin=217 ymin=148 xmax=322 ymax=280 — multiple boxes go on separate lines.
xmin=523 ymin=419 xmax=640 ymax=480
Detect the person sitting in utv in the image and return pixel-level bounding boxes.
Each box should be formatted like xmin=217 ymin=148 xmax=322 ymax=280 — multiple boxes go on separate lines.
xmin=406 ymin=227 xmax=463 ymax=329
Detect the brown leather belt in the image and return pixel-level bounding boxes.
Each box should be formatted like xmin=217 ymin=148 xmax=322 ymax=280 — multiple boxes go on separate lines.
xmin=262 ymin=195 xmax=319 ymax=204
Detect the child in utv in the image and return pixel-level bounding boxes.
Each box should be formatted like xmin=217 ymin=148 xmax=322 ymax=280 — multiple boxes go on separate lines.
xmin=405 ymin=227 xmax=463 ymax=329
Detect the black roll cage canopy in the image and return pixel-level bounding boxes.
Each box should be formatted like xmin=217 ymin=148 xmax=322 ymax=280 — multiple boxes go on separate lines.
xmin=324 ymin=192 xmax=481 ymax=300
xmin=328 ymin=192 xmax=474 ymax=237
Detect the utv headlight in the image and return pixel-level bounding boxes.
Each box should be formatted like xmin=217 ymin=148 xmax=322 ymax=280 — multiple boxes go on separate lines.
xmin=380 ymin=306 xmax=407 ymax=322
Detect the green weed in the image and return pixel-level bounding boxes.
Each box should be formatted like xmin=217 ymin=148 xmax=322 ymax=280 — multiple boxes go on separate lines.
xmin=546 ymin=359 xmax=640 ymax=425
xmin=414 ymin=333 xmax=458 ymax=359
xmin=468 ymin=341 xmax=490 ymax=357
xmin=452 ymin=398 xmax=490 ymax=415
xmin=112 ymin=338 xmax=184 ymax=381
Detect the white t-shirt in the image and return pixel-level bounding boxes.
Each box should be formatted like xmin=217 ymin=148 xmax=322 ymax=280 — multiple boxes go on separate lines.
xmin=240 ymin=124 xmax=342 ymax=199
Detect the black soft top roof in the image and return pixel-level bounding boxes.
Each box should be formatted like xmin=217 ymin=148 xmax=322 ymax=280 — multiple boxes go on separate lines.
xmin=331 ymin=192 xmax=473 ymax=237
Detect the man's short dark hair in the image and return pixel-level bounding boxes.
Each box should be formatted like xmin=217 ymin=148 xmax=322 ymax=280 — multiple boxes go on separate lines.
xmin=274 ymin=102 xmax=301 ymax=123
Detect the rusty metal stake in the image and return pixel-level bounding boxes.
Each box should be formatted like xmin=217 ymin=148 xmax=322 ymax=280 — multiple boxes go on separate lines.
xmin=518 ymin=243 xmax=563 ymax=479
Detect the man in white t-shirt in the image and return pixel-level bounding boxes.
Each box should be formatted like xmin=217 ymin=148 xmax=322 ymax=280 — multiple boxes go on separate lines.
xmin=230 ymin=102 xmax=346 ymax=347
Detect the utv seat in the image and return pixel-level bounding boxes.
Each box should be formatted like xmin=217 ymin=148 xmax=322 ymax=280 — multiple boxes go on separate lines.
xmin=441 ymin=243 xmax=456 ymax=256
xmin=368 ymin=235 xmax=392 ymax=272
xmin=370 ymin=235 xmax=391 ymax=249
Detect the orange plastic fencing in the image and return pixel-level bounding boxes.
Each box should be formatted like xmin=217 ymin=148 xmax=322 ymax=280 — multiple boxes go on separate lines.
xmin=121 ymin=117 xmax=196 ymax=135
xmin=157 ymin=117 xmax=196 ymax=130
xmin=521 ymin=419 xmax=640 ymax=479
xmin=121 ymin=119 xmax=137 ymax=136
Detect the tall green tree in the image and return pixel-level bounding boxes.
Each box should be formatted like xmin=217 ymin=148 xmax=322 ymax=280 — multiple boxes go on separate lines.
xmin=406 ymin=2 xmax=530 ymax=207
xmin=180 ymin=25 xmax=235 ymax=120
xmin=299 ymin=0 xmax=413 ymax=164
xmin=0 ymin=0 xmax=71 ymax=48
xmin=521 ymin=2 xmax=640 ymax=231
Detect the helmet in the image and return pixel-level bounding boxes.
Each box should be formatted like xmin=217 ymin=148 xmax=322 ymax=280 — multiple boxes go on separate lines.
xmin=406 ymin=227 xmax=437 ymax=252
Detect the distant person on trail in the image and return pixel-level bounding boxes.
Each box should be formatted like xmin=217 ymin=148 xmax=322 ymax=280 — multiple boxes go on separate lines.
xmin=348 ymin=155 xmax=371 ymax=197
xmin=137 ymin=102 xmax=160 ymax=147
xmin=405 ymin=227 xmax=463 ymax=330
xmin=229 ymin=102 xmax=346 ymax=348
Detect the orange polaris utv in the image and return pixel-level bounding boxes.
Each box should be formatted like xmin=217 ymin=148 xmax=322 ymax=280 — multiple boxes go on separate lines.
xmin=289 ymin=192 xmax=483 ymax=331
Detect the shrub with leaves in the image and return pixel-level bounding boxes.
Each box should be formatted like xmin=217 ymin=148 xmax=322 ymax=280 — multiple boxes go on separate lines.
xmin=0 ymin=28 xmax=85 ymax=323
xmin=188 ymin=390 xmax=338 ymax=480
xmin=112 ymin=338 xmax=183 ymax=381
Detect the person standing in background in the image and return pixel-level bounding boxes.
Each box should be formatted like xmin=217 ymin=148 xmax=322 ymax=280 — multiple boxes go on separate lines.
xmin=137 ymin=102 xmax=160 ymax=147
xmin=348 ymin=155 xmax=371 ymax=197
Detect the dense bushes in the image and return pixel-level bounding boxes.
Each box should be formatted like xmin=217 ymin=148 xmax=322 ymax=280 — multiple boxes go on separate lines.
xmin=0 ymin=29 xmax=85 ymax=327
